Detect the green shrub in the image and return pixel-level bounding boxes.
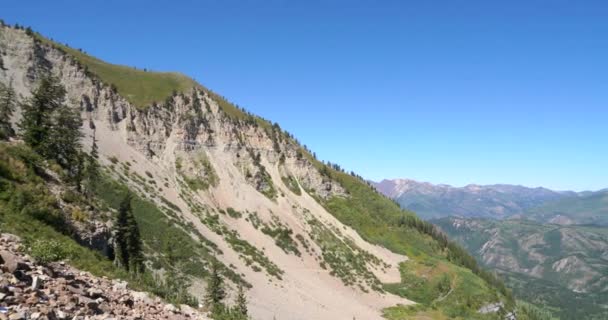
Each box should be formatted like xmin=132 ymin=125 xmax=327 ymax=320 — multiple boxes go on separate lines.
xmin=29 ymin=239 xmax=68 ymax=264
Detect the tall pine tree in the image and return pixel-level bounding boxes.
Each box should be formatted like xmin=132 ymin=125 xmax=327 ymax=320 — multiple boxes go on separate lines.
xmin=205 ymin=261 xmax=226 ymax=313
xmin=19 ymin=75 xmax=66 ymax=154
xmin=0 ymin=81 xmax=16 ymax=139
xmin=84 ymin=132 xmax=100 ymax=196
xmin=113 ymin=194 xmax=144 ymax=273
xmin=114 ymin=194 xmax=131 ymax=270
xmin=47 ymin=101 xmax=83 ymax=189
xmin=126 ymin=207 xmax=144 ymax=274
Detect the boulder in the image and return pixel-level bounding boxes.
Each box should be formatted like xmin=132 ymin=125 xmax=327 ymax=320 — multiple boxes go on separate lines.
xmin=0 ymin=251 xmax=29 ymax=274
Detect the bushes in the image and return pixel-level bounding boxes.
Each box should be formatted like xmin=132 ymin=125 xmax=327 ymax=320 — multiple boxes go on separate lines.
xmin=29 ymin=239 xmax=68 ymax=264
xmin=281 ymin=175 xmax=301 ymax=196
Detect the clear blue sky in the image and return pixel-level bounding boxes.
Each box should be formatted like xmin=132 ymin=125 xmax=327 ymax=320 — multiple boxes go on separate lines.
xmin=2 ymin=1 xmax=607 ymax=191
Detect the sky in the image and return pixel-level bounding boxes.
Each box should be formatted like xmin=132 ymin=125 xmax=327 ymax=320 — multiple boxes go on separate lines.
xmin=2 ymin=0 xmax=607 ymax=191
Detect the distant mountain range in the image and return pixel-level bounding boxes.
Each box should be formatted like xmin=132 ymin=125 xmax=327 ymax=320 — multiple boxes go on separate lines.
xmin=373 ymin=179 xmax=607 ymax=224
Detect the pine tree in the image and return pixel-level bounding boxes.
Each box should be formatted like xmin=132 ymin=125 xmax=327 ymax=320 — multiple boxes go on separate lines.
xmin=47 ymin=102 xmax=83 ymax=187
xmin=126 ymin=207 xmax=144 ymax=274
xmin=235 ymin=283 xmax=248 ymax=317
xmin=19 ymin=76 xmax=66 ymax=155
xmin=113 ymin=193 xmax=144 ymax=273
xmin=84 ymin=132 xmax=100 ymax=195
xmin=205 ymin=261 xmax=226 ymax=312
xmin=114 ymin=194 xmax=131 ymax=270
xmin=0 ymin=81 xmax=16 ymax=139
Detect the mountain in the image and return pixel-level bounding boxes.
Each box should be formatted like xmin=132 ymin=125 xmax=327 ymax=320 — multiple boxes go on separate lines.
xmin=524 ymin=190 xmax=608 ymax=226
xmin=373 ymin=179 xmax=573 ymax=219
xmin=432 ymin=216 xmax=608 ymax=319
xmin=0 ymin=24 xmax=516 ymax=320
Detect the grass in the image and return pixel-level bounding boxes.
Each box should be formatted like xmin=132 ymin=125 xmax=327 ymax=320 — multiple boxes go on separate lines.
xmin=259 ymin=215 xmax=301 ymax=256
xmin=281 ymin=175 xmax=302 ymax=196
xmin=306 ymin=214 xmax=383 ymax=291
xmin=34 ymin=33 xmax=198 ymax=109
xmin=383 ymin=256 xmax=502 ymax=319
xmin=176 ymin=154 xmax=219 ymax=191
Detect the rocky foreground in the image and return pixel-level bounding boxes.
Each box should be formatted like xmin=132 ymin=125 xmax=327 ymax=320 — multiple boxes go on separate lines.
xmin=0 ymin=233 xmax=208 ymax=320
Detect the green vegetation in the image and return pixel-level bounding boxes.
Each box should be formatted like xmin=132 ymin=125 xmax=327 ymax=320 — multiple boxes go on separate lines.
xmin=260 ymin=216 xmax=300 ymax=256
xmin=516 ymin=301 xmax=558 ymax=320
xmin=226 ymin=207 xmax=243 ymax=219
xmin=0 ymin=142 xmax=196 ymax=305
xmin=205 ymin=261 xmax=249 ymax=320
xmin=281 ymin=175 xmax=302 ymax=195
xmin=189 ymin=203 xmax=283 ymax=279
xmin=306 ymin=214 xmax=383 ymax=291
xmin=433 ymin=216 xmax=608 ymax=319
xmin=93 ymin=172 xmax=245 ymax=285
xmin=176 ymin=154 xmax=219 ymax=191
xmin=308 ymin=168 xmax=512 ymax=317
xmin=526 ymin=190 xmax=608 ymax=226
xmin=0 ymin=81 xmax=16 ymax=139
xmin=28 ymin=239 xmax=68 ymax=264
xmin=34 ymin=33 xmax=198 ymax=109
xmin=113 ymin=194 xmax=145 ymax=273
xmin=384 ymin=258 xmax=504 ymax=319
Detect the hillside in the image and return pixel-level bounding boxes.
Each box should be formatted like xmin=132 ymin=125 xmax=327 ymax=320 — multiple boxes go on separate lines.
xmin=373 ymin=179 xmax=571 ymax=220
xmin=432 ymin=216 xmax=608 ymax=319
xmin=0 ymin=23 xmax=515 ymax=320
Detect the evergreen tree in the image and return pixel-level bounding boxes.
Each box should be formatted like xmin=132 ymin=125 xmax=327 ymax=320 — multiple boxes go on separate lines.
xmin=0 ymin=81 xmax=16 ymax=139
xmin=48 ymin=103 xmax=82 ymax=167
xmin=113 ymin=194 xmax=144 ymax=273
xmin=19 ymin=76 xmax=66 ymax=155
xmin=205 ymin=261 xmax=226 ymax=312
xmin=235 ymin=283 xmax=248 ymax=317
xmin=126 ymin=207 xmax=144 ymax=274
xmin=114 ymin=194 xmax=131 ymax=270
xmin=47 ymin=102 xmax=83 ymax=187
xmin=84 ymin=132 xmax=100 ymax=195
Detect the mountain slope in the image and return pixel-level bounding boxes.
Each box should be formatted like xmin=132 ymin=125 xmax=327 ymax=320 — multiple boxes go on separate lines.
xmin=374 ymin=179 xmax=574 ymax=219
xmin=0 ymin=24 xmax=512 ymax=320
xmin=432 ymin=216 xmax=608 ymax=319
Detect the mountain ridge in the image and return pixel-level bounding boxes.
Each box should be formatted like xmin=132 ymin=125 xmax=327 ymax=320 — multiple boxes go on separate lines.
xmin=373 ymin=178 xmax=595 ymax=220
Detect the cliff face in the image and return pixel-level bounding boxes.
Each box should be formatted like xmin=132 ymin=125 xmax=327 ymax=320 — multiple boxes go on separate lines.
xmin=0 ymin=26 xmax=410 ymax=320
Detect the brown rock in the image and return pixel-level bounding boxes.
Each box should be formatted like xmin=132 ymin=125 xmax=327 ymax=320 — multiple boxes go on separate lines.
xmin=0 ymin=251 xmax=29 ymax=273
